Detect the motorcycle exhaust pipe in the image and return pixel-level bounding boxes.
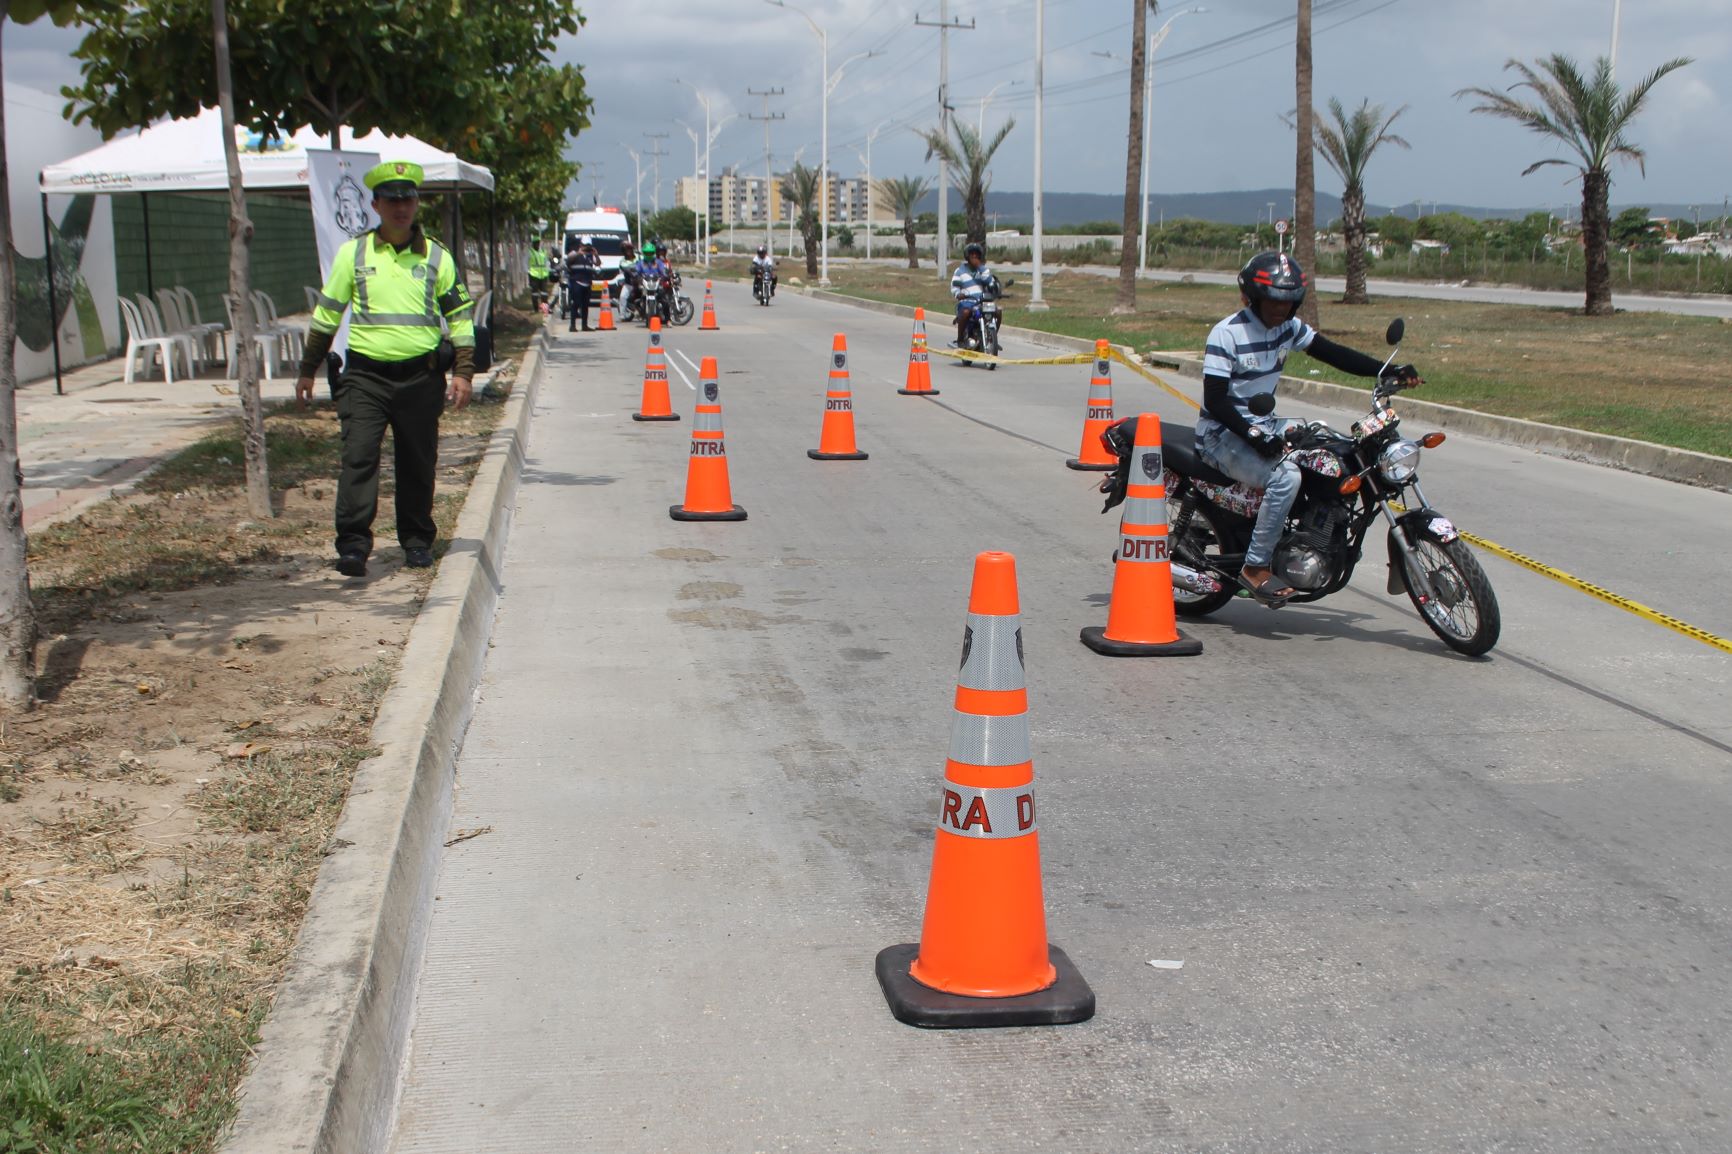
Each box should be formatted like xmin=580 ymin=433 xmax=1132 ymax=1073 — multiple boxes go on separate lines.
xmin=1171 ymin=562 xmax=1222 ymax=596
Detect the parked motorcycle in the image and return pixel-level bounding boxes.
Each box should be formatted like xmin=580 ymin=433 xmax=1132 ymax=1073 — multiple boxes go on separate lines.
xmin=1098 ymin=318 xmax=1500 ymax=656
xmin=956 ymin=276 xmax=1008 ymax=371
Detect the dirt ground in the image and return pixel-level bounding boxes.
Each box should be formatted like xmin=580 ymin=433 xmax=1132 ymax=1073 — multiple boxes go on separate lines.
xmin=0 ymin=328 xmax=529 ymax=1146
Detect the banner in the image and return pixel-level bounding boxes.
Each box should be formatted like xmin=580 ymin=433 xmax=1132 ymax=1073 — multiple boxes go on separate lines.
xmin=306 ymin=148 xmax=379 ymax=358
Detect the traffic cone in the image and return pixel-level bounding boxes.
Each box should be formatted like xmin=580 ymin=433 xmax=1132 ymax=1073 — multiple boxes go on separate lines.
xmin=1066 ymin=340 xmax=1118 ymax=471
xmin=898 ymin=308 xmax=938 ymax=396
xmin=877 ymin=551 xmax=1095 ymax=1030
xmin=632 ymin=317 xmax=679 ymax=422
xmin=698 ymin=280 xmax=720 ymax=330
xmin=594 ymin=281 xmax=615 ymax=332
xmin=808 ymin=333 xmax=868 ymax=461
xmin=669 ymin=355 xmax=746 ymax=522
xmin=1080 ymin=414 xmax=1203 ymax=657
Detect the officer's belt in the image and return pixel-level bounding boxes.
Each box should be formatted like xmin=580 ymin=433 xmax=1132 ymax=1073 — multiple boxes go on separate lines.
xmin=346 ymin=348 xmax=441 ymax=382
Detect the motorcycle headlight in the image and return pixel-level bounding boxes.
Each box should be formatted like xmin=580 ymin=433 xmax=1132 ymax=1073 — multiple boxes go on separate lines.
xmin=1377 ymin=439 xmax=1422 ymax=484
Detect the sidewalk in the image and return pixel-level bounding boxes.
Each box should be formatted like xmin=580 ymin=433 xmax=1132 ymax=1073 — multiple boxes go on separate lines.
xmin=16 ymin=360 xmax=304 ymax=529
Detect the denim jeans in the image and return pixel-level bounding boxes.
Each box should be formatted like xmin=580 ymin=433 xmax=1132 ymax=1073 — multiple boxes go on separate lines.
xmin=1198 ymin=421 xmax=1302 ymax=568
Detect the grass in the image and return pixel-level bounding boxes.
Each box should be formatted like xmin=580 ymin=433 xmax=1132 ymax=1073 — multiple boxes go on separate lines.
xmin=728 ymin=257 xmax=1732 ymax=458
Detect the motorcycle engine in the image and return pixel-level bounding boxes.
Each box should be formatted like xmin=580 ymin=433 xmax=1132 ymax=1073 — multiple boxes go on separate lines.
xmin=1273 ymin=502 xmax=1352 ymax=591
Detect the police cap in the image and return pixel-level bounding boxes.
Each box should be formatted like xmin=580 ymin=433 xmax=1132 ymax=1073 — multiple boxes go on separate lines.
xmin=364 ymin=160 xmax=424 ymax=200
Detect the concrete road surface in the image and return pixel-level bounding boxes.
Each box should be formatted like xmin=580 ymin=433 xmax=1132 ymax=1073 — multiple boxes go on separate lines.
xmin=389 ymin=284 xmax=1732 ymax=1153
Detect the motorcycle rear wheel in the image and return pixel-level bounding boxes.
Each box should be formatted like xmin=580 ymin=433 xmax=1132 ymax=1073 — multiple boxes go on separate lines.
xmin=1399 ymin=527 xmax=1501 ymax=656
xmin=1170 ymin=504 xmax=1239 ymax=617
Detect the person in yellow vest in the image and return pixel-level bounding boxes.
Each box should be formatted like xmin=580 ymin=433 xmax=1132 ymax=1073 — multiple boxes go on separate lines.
xmin=528 ymin=235 xmax=550 ymax=312
xmin=295 ymin=160 xmax=475 ymax=577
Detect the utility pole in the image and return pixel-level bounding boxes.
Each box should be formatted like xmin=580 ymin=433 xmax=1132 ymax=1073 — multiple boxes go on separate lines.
xmin=643 ymin=131 xmax=670 ymax=217
xmin=860 ymin=119 xmax=892 ymax=264
xmin=748 ymin=88 xmax=786 ymax=256
xmin=916 ymin=4 xmax=976 ymax=280
xmin=1029 ymin=0 xmax=1048 ymax=310
xmin=1609 ymin=0 xmax=1622 ymax=77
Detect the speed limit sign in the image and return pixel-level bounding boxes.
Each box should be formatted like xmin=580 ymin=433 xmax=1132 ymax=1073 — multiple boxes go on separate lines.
xmin=1274 ymin=218 xmax=1289 ymax=235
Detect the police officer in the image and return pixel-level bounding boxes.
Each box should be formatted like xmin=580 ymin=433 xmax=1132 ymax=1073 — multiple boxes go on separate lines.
xmin=295 ymin=160 xmax=476 ymax=577
xmin=528 ymin=236 xmax=550 ymax=312
xmin=567 ymin=236 xmax=598 ymax=332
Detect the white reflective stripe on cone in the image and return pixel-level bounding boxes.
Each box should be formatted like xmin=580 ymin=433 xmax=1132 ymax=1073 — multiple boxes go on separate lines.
xmin=947 ymin=711 xmax=1032 ymax=767
xmin=1117 ymin=528 xmax=1172 ymax=564
xmin=957 ymin=613 xmax=1026 ymax=692
xmin=1120 ymin=495 xmax=1169 ymax=528
xmin=935 ymin=783 xmax=1037 ymax=839
xmin=692 ymin=409 xmax=724 ymax=433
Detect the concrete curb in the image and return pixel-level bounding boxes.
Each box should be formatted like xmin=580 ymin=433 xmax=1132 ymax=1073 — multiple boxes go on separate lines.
xmin=804 ymin=287 xmax=1732 ymax=491
xmin=220 ymin=334 xmax=549 ymax=1154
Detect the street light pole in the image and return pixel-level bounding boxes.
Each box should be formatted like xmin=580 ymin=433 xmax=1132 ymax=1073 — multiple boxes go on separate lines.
xmin=1139 ymin=7 xmax=1205 ymax=279
xmin=977 ymin=79 xmax=1019 ymax=136
xmin=1029 ymin=0 xmax=1048 ymax=311
xmin=861 ymin=118 xmax=892 ymax=264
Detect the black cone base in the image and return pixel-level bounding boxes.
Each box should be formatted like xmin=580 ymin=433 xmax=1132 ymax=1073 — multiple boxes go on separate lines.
xmin=876 ymin=943 xmax=1095 ymax=1029
xmin=1065 ymin=458 xmax=1115 ymax=472
xmin=632 ymin=412 xmax=681 ymax=422
xmin=808 ymin=449 xmax=869 ymax=461
xmin=669 ymin=504 xmax=747 ymax=522
xmin=1079 ymin=624 xmax=1203 ymax=657
xmin=898 ymin=387 xmax=940 ymax=396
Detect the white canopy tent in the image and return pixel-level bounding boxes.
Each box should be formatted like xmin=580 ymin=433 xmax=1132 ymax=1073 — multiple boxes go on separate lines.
xmin=40 ymin=107 xmax=494 ymax=194
xmin=37 ymin=108 xmax=498 ymax=391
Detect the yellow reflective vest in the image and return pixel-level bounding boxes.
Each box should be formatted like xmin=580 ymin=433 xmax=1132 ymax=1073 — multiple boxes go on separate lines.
xmin=310 ymin=228 xmax=475 ymax=363
xmin=529 ymin=246 xmax=549 ymax=277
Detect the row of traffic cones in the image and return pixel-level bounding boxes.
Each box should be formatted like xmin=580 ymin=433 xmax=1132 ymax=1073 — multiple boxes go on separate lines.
xmin=584 ymin=278 xmax=725 ymax=334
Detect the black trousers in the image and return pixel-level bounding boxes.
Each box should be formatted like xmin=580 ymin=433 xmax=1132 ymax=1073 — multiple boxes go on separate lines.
xmin=530 ymin=274 xmax=549 ymax=308
xmin=569 ymin=276 xmax=592 ymax=330
xmin=334 ymin=365 xmax=445 ymax=558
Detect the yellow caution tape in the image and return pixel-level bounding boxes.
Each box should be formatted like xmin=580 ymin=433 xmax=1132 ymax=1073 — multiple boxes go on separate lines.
xmin=927 ymin=347 xmax=1096 ymax=367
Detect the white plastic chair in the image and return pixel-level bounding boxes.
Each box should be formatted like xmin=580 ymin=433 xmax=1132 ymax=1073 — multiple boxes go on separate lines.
xmin=118 ymin=297 xmax=194 ymax=385
xmin=164 ymin=286 xmax=225 ymax=362
xmin=472 ymin=289 xmax=493 ymax=331
xmin=253 ymin=290 xmax=307 ymax=361
xmin=304 ymin=285 xmax=321 ymax=312
xmin=222 ymin=293 xmax=282 ymax=380
xmin=134 ymin=294 xmax=200 ymax=376
xmin=150 ymin=291 xmax=209 ymax=373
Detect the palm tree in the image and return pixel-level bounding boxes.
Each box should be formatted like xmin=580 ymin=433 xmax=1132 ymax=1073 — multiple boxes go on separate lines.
xmin=779 ymin=161 xmax=822 ymax=277
xmin=880 ymin=175 xmax=934 ymax=269
xmin=1116 ymin=0 xmax=1154 ymax=313
xmin=1292 ymin=0 xmax=1318 ymax=327
xmin=1315 ymin=97 xmax=1410 ymax=304
xmin=918 ymin=117 xmax=1015 ymax=253
xmin=1458 ymin=53 xmax=1690 ymax=316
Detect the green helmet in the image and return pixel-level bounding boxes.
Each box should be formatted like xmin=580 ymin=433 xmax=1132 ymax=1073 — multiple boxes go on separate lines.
xmin=641 ymin=242 xmax=657 ymax=256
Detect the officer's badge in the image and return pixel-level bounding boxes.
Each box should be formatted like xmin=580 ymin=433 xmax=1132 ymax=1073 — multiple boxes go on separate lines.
xmin=959 ymin=625 xmax=973 ymax=670
xmin=833 ymin=353 xmax=846 ymax=370
xmin=1141 ymin=451 xmax=1163 ymax=480
xmin=703 ymin=380 xmax=718 ymax=402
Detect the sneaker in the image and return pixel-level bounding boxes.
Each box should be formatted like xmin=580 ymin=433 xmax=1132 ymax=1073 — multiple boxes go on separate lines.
xmin=404 ymin=547 xmax=435 ymax=569
xmin=336 ymin=552 xmax=367 ymax=577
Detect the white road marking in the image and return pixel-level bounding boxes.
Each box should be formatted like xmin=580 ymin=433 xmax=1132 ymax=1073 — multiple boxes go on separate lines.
xmin=667 ymin=349 xmax=698 ymax=391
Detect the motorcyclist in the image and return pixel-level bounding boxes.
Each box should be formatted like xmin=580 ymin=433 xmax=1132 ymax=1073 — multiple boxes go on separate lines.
xmin=1198 ymin=251 xmax=1420 ymax=606
xmin=949 ymin=242 xmax=994 ymax=348
xmin=751 ymin=245 xmax=776 ymax=297
xmin=633 ymin=242 xmax=670 ymax=320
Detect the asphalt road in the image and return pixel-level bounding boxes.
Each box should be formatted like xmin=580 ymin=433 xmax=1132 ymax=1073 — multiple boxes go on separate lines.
xmin=389 ymin=284 xmax=1732 ymax=1153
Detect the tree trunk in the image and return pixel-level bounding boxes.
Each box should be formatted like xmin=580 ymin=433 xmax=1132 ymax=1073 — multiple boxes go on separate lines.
xmin=0 ymin=8 xmax=37 ymax=709
xmin=212 ymin=0 xmax=272 ymax=520
xmin=1114 ymin=0 xmax=1150 ymax=313
xmin=904 ymin=218 xmax=918 ymax=269
xmin=1581 ymin=167 xmax=1613 ymax=316
xmin=966 ymin=179 xmax=987 ymax=250
xmin=801 ymin=214 xmax=819 ymax=277
xmin=1293 ymin=0 xmax=1319 ymax=328
xmin=1342 ymin=183 xmax=1368 ymax=304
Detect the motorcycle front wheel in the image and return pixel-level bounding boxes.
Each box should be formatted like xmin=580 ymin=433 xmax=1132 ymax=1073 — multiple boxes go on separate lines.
xmin=1398 ymin=526 xmax=1501 ymax=656
xmin=672 ymin=296 xmax=696 ymax=326
xmin=985 ymin=327 xmax=1000 ymax=371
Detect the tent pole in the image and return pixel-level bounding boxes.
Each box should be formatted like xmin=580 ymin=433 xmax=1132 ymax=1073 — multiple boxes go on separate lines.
xmin=139 ymin=192 xmax=154 ymax=295
xmin=488 ymin=193 xmax=496 ymax=298
xmin=40 ymin=193 xmax=63 ymax=396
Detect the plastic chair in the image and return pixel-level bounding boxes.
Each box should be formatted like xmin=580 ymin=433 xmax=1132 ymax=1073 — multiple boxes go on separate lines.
xmin=164 ymin=286 xmax=225 ymax=362
xmin=304 ymin=285 xmax=321 ymax=312
xmin=472 ymin=289 xmax=493 ymax=331
xmin=151 ymin=291 xmax=210 ymax=372
xmin=222 ymin=293 xmax=282 ymax=380
xmin=254 ymin=290 xmax=306 ymax=361
xmin=118 ymin=297 xmax=193 ymax=385
xmin=134 ymin=294 xmax=200 ymax=376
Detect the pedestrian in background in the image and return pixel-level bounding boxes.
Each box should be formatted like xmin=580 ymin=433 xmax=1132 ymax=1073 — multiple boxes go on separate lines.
xmin=568 ymin=237 xmax=598 ymax=332
xmin=528 ymin=236 xmax=550 ymax=313
xmin=295 ymin=160 xmax=476 ymax=578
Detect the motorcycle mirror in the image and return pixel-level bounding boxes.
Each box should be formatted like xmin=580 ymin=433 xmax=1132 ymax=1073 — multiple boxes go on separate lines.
xmin=1001 ymin=278 xmax=1015 ymax=289
xmin=1247 ymin=392 xmax=1277 ymax=416
xmin=1385 ymin=318 xmax=1405 ymax=345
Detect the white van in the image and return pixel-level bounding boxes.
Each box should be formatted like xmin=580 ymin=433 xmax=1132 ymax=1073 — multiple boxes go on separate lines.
xmin=562 ymin=208 xmax=634 ymax=280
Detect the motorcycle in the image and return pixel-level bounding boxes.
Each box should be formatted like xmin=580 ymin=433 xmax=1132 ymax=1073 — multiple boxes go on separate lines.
xmin=956 ymin=276 xmax=1008 ymax=371
xmin=753 ymin=265 xmax=776 ymax=306
xmin=667 ymin=269 xmax=697 ymax=326
xmin=1098 ymin=318 xmax=1501 ymax=656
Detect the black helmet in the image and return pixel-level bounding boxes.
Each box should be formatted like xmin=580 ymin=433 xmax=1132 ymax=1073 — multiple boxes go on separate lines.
xmin=757 ymin=245 xmax=767 ymax=256
xmin=1238 ymin=251 xmax=1307 ymax=305
xmin=964 ymin=242 xmax=985 ymax=261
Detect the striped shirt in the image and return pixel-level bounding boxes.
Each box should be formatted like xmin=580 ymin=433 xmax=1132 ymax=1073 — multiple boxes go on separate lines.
xmin=1197 ymin=307 xmax=1316 ymax=437
xmin=951 ymin=263 xmax=994 ymax=300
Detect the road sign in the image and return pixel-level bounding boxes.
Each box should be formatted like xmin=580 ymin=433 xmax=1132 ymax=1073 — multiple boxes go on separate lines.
xmin=1274 ymin=219 xmax=1288 ymax=235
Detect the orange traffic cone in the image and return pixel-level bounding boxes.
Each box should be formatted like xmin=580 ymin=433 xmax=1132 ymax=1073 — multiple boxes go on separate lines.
xmin=898 ymin=308 xmax=938 ymax=396
xmin=1080 ymin=414 xmax=1203 ymax=657
xmin=632 ymin=317 xmax=679 ymax=422
xmin=698 ymin=280 xmax=720 ymax=330
xmin=669 ymin=355 xmax=746 ymax=522
xmin=877 ymin=551 xmax=1095 ymax=1029
xmin=594 ymin=281 xmax=615 ymax=332
xmin=809 ymin=333 xmax=869 ymax=461
xmin=1066 ymin=340 xmax=1118 ymax=471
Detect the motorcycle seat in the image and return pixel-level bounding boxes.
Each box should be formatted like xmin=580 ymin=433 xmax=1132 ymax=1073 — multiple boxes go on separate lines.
xmin=1159 ymin=421 xmax=1238 ymax=487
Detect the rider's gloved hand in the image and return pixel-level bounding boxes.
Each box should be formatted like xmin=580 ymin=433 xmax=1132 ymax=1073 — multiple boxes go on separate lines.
xmin=1245 ymin=426 xmax=1286 ymax=458
xmin=1382 ymin=363 xmax=1423 ymax=388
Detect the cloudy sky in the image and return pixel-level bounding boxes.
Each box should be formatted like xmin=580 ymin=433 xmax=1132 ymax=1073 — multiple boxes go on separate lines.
xmin=11 ymin=0 xmax=1728 ymax=214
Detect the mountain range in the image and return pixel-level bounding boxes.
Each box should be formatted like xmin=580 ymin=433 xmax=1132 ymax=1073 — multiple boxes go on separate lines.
xmin=910 ymin=187 xmax=1722 ymax=227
